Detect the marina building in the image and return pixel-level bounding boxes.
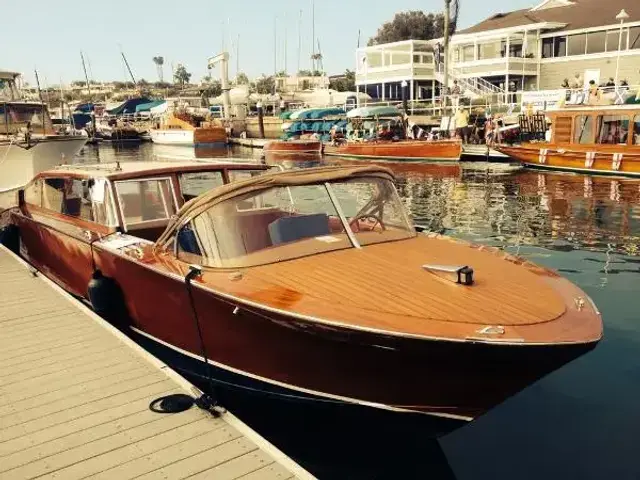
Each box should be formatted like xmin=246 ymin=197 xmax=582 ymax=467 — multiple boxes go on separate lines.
xmin=355 ymin=0 xmax=640 ymax=101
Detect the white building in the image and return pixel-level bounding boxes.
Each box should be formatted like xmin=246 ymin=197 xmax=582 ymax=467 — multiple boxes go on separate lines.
xmin=355 ymin=0 xmax=640 ymax=101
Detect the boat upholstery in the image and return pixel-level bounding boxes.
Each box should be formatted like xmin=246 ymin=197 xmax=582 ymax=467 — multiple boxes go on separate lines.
xmin=268 ymin=213 xmax=330 ymax=245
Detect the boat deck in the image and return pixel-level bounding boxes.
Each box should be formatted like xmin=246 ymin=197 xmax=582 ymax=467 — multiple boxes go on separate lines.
xmin=229 ymin=138 xmax=269 ymax=149
xmin=0 ymin=245 xmax=311 ymax=480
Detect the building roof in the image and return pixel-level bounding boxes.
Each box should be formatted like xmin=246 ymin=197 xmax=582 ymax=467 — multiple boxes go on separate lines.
xmin=458 ymin=0 xmax=638 ymax=34
xmin=0 ymin=70 xmax=20 ymax=81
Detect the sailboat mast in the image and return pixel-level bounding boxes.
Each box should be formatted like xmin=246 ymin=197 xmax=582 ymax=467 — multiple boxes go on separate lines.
xmin=297 ymin=10 xmax=302 ymax=75
xmin=120 ymin=50 xmax=137 ymax=87
xmin=284 ymin=12 xmax=287 ymax=74
xmin=34 ymin=69 xmax=44 ymax=104
xmin=311 ymin=0 xmax=315 ymax=72
xmin=80 ymin=52 xmax=92 ymax=99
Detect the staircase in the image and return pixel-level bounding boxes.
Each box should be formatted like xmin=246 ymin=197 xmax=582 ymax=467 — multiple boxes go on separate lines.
xmin=434 ymin=65 xmax=504 ymax=100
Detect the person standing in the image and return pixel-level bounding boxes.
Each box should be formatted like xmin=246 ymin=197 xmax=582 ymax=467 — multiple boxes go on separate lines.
xmin=451 ymin=80 xmax=461 ymax=109
xmin=455 ymin=108 xmax=470 ymax=144
xmin=588 ymin=80 xmax=602 ymax=105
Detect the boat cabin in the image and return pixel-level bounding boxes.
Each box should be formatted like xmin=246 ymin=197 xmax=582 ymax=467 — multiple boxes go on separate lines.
xmin=156 ymin=166 xmax=416 ymax=268
xmin=549 ymin=105 xmax=640 ymax=148
xmin=18 ymin=161 xmax=269 ymax=242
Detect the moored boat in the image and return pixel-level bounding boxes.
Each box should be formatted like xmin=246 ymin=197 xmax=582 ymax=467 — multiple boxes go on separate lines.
xmin=150 ymin=111 xmax=227 ymax=147
xmin=0 ymin=70 xmax=87 ymax=206
xmin=497 ymin=104 xmax=640 ymax=176
xmin=263 ymin=139 xmax=322 ymax=154
xmin=322 ymin=105 xmax=462 ymax=161
xmin=5 ymin=163 xmax=602 ymax=428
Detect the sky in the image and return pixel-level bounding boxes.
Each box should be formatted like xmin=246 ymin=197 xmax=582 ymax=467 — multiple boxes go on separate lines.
xmin=2 ymin=0 xmax=539 ymax=86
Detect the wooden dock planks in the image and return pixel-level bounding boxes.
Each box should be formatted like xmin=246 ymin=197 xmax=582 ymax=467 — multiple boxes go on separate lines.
xmin=0 ymin=246 xmax=310 ymax=480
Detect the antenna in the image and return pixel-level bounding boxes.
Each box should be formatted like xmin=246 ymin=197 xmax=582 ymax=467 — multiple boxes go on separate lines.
xmin=273 ymin=16 xmax=277 ymax=80
xmin=317 ymin=39 xmax=323 ymax=73
xmin=357 ymin=29 xmax=361 ymax=48
xmin=236 ymin=34 xmax=240 ymax=82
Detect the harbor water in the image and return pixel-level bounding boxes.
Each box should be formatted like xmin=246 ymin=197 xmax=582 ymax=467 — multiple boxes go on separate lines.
xmin=75 ymin=143 xmax=640 ymax=479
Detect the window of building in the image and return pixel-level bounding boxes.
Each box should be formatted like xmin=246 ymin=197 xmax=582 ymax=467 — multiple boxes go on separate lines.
xmin=633 ymin=115 xmax=640 ymax=145
xmin=587 ymin=31 xmax=606 ymax=54
xmin=573 ymin=115 xmax=594 ymax=144
xmin=462 ymin=45 xmax=475 ymax=62
xmin=554 ymin=36 xmax=567 ymax=57
xmin=568 ymin=34 xmax=586 ymax=56
xmin=542 ymin=38 xmax=554 ymax=58
xmin=596 ymin=115 xmax=630 ymax=144
xmin=606 ymin=29 xmax=629 ymax=52
xmin=630 ymin=27 xmax=640 ymax=50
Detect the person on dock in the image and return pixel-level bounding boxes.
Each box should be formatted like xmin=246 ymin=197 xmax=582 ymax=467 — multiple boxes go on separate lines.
xmin=451 ymin=80 xmax=461 ymax=109
xmin=454 ymin=108 xmax=470 ymax=144
xmin=588 ymin=80 xmax=602 ymax=105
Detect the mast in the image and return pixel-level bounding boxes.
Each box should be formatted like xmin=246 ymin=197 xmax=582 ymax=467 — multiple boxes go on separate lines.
xmin=273 ymin=16 xmax=277 ymax=94
xmin=297 ymin=10 xmax=302 ymax=76
xmin=284 ymin=12 xmax=287 ymax=74
xmin=120 ymin=49 xmax=137 ymax=87
xmin=34 ymin=69 xmax=44 ymax=104
xmin=311 ymin=0 xmax=315 ymax=72
xmin=80 ymin=52 xmax=92 ymax=99
xmin=236 ymin=34 xmax=240 ymax=82
xmin=443 ymin=0 xmax=451 ymax=103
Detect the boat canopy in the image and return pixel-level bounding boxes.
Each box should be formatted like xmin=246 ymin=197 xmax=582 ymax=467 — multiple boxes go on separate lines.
xmin=106 ymin=97 xmax=153 ymax=115
xmin=135 ymin=100 xmax=166 ymax=113
xmin=156 ymin=165 xmax=394 ymax=247
xmin=289 ymin=107 xmax=345 ymax=120
xmin=346 ymin=105 xmax=401 ymax=119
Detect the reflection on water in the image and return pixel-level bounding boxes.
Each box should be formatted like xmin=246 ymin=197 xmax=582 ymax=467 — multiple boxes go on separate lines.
xmin=79 ymin=143 xmax=640 ymax=479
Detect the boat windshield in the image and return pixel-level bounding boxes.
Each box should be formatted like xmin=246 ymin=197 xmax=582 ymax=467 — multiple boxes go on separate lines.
xmin=176 ymin=177 xmax=415 ymax=268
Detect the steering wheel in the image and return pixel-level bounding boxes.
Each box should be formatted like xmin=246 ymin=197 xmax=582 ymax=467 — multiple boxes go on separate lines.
xmin=349 ymin=213 xmax=386 ymax=232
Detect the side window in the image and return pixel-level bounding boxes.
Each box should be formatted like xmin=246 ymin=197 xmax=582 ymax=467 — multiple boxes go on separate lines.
xmin=42 ymin=178 xmax=66 ymax=213
xmin=179 ymin=171 xmax=224 ymax=200
xmin=596 ymin=115 xmax=630 ymax=144
xmin=634 ymin=116 xmax=640 ymax=145
xmin=62 ymin=179 xmax=94 ymax=221
xmin=176 ymin=221 xmax=204 ymax=264
xmin=573 ymin=115 xmax=594 ymax=144
xmin=24 ymin=179 xmax=42 ymax=206
xmin=115 ymin=178 xmax=176 ymax=227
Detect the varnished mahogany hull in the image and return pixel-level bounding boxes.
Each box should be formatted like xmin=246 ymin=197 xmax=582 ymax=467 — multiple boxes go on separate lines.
xmin=323 ymin=140 xmax=462 ymax=161
xmin=498 ymin=144 xmax=640 ymax=177
xmin=263 ymin=140 xmax=322 ymax=154
xmin=12 ymin=211 xmax=596 ymax=423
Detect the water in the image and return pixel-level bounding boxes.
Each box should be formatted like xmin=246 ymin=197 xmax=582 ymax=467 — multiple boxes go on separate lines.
xmin=81 ymin=143 xmax=640 ymax=479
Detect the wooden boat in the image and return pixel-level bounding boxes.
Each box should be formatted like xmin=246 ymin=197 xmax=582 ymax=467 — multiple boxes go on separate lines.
xmin=322 ymin=105 xmax=462 ymax=161
xmin=497 ymin=105 xmax=640 ymax=176
xmin=263 ymin=139 xmax=322 ymax=154
xmin=5 ymin=164 xmax=602 ymax=426
xmin=150 ymin=111 xmax=227 ymax=147
xmin=323 ymin=139 xmax=462 ymax=161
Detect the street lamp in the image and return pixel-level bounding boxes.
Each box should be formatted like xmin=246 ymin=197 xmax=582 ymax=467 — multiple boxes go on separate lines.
xmin=401 ymin=79 xmax=408 ymax=114
xmin=615 ymin=9 xmax=630 ymax=89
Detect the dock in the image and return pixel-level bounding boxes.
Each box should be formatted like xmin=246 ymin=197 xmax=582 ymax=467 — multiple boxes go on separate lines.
xmin=0 ymin=245 xmax=313 ymax=480
xmin=461 ymin=144 xmax=510 ymax=161
xmin=229 ymin=138 xmax=269 ymax=149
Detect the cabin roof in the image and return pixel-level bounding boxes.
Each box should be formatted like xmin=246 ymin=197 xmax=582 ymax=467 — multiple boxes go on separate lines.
xmin=156 ymin=165 xmax=395 ymax=246
xmin=43 ymin=160 xmax=267 ymax=181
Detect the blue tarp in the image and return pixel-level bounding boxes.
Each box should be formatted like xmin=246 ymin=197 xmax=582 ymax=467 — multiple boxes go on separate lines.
xmin=74 ymin=103 xmax=95 ymax=113
xmin=107 ymin=97 xmax=152 ymax=115
xmin=71 ymin=113 xmax=92 ymax=128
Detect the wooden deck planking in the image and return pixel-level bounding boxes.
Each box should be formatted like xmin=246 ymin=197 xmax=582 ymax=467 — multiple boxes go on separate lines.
xmin=0 ymin=246 xmax=312 ymax=480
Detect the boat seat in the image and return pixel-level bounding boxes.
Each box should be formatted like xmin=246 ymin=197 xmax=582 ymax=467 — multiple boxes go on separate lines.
xmin=268 ymin=214 xmax=330 ymax=245
xmin=177 ymin=225 xmax=201 ymax=255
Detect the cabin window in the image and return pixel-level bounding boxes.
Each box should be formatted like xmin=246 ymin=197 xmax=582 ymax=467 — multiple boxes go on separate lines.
xmin=573 ymin=115 xmax=595 ymax=144
xmin=596 ymin=115 xmax=630 ymax=145
xmin=115 ymin=178 xmax=176 ymax=229
xmin=42 ymin=178 xmax=66 ymax=213
xmin=179 ymin=172 xmax=224 ymax=201
xmin=24 ymin=179 xmax=42 ymax=206
xmin=63 ymin=179 xmax=94 ymax=221
xmin=180 ymin=177 xmax=414 ymax=268
xmin=633 ymin=116 xmax=640 ymax=145
xmin=227 ymin=169 xmax=267 ymax=183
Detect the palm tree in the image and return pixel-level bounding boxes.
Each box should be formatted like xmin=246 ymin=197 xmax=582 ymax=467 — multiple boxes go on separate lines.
xmin=152 ymin=56 xmax=164 ymax=83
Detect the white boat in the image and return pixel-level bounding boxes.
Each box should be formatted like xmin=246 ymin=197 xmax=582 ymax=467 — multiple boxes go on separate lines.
xmin=0 ymin=70 xmax=87 ymax=207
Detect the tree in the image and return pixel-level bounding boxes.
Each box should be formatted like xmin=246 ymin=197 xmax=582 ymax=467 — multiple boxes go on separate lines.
xmin=235 ymin=72 xmax=249 ymax=85
xmin=152 ymin=56 xmax=164 ymax=83
xmin=329 ymin=69 xmax=356 ymax=92
xmin=367 ymin=10 xmax=456 ymax=46
xmin=255 ymin=75 xmax=275 ymax=94
xmin=201 ymin=80 xmax=222 ymax=102
xmin=173 ymin=64 xmax=191 ymax=87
